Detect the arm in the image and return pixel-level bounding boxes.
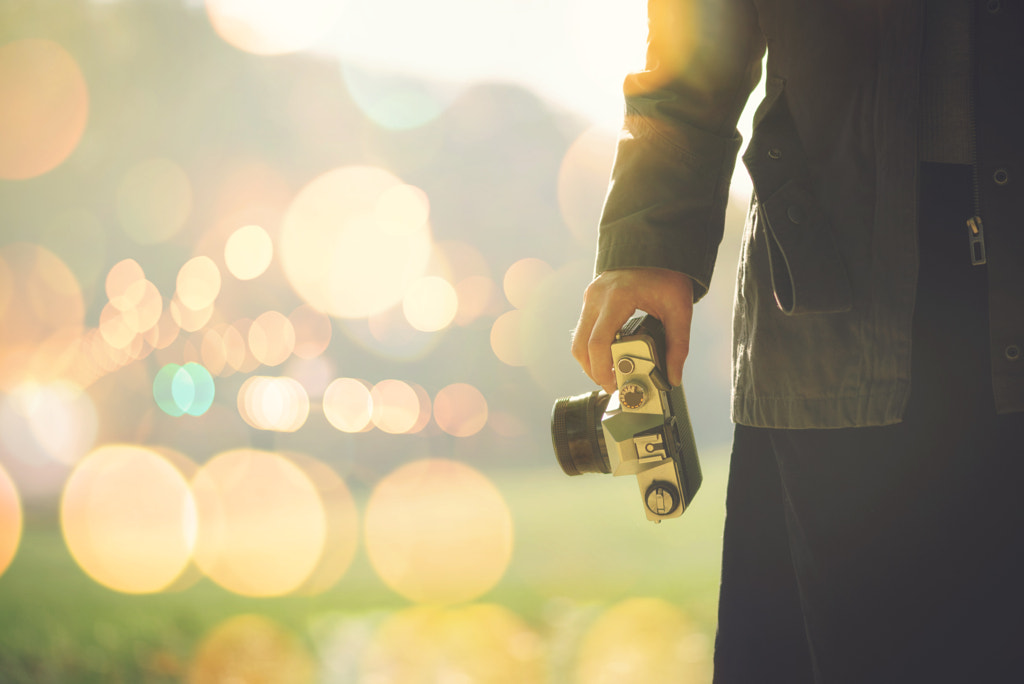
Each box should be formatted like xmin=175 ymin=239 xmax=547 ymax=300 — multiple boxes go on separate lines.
xmin=573 ymin=0 xmax=764 ymax=389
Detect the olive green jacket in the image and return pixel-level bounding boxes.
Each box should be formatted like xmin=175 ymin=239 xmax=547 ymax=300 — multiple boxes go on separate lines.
xmin=596 ymin=0 xmax=1024 ymax=428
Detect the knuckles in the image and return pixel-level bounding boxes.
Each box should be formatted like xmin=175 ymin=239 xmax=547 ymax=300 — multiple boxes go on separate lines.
xmin=574 ymin=269 xmax=693 ymax=387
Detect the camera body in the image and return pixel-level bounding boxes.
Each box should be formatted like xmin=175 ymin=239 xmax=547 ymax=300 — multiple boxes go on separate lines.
xmin=551 ymin=313 xmax=701 ymax=522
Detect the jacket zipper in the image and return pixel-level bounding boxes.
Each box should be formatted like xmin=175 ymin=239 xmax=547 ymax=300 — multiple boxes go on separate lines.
xmin=966 ymin=0 xmax=987 ymax=266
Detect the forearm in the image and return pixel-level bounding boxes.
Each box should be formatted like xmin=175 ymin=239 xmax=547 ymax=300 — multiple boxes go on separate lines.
xmin=597 ymin=0 xmax=764 ymax=301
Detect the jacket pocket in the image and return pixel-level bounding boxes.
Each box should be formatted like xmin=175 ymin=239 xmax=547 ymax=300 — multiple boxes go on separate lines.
xmin=741 ymin=78 xmax=852 ymax=315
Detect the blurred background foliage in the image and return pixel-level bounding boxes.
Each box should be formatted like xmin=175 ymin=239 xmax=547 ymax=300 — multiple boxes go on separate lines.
xmin=0 ymin=0 xmax=753 ymax=681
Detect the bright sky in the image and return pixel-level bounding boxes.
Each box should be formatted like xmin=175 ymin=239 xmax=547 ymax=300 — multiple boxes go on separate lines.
xmin=319 ymin=0 xmax=762 ymax=195
xmin=322 ymin=0 xmax=649 ymax=127
xmin=197 ymin=0 xmax=762 ymax=195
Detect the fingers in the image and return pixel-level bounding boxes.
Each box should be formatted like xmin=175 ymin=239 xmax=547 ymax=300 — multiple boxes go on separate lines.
xmin=588 ymin=306 xmax=626 ymax=392
xmin=570 ymin=268 xmax=695 ymax=390
xmin=572 ymin=279 xmax=632 ymax=392
xmin=570 ymin=301 xmax=597 ymax=381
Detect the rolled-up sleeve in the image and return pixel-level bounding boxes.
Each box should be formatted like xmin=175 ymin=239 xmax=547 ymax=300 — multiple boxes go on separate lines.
xmin=596 ymin=0 xmax=765 ymax=302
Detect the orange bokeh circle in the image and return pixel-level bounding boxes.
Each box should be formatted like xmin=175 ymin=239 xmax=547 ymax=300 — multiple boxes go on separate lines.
xmin=364 ymin=459 xmax=513 ymax=604
xmin=0 ymin=39 xmax=88 ymax=179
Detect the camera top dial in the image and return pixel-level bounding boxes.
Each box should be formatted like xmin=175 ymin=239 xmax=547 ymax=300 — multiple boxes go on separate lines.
xmin=619 ymin=381 xmax=648 ymax=410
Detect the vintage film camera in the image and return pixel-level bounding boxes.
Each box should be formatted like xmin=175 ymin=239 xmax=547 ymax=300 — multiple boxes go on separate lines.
xmin=551 ymin=312 xmax=702 ymax=522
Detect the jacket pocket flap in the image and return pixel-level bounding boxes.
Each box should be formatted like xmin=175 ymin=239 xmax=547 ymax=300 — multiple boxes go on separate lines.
xmin=759 ymin=180 xmax=853 ymax=315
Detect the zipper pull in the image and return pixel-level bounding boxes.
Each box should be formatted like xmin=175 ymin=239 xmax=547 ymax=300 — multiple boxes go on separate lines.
xmin=966 ymin=216 xmax=987 ymax=266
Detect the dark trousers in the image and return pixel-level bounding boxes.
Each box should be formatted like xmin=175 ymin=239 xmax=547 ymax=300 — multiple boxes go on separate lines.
xmin=713 ymin=163 xmax=1024 ymax=683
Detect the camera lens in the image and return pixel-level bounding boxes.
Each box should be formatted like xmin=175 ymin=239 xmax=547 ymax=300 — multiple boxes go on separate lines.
xmin=550 ymin=391 xmax=611 ymax=475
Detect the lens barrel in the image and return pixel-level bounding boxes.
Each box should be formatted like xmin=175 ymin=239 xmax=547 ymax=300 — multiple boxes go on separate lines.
xmin=550 ymin=391 xmax=611 ymax=475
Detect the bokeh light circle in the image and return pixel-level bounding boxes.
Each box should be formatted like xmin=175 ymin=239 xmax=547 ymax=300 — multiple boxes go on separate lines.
xmin=177 ymin=256 xmax=222 ymax=311
xmin=220 ymin=323 xmax=248 ymax=372
xmin=503 ymin=257 xmax=553 ymax=309
xmin=364 ymin=459 xmax=513 ymax=604
xmin=248 ymin=310 xmax=295 ymax=367
xmin=287 ymin=454 xmax=360 ymax=595
xmin=407 ymin=383 xmax=433 ymax=434
xmin=341 ymin=62 xmax=456 ymax=131
xmin=224 ymin=224 xmax=273 ymax=281
xmin=574 ymin=598 xmax=712 ymax=683
xmin=0 ymin=244 xmax=85 ymax=391
xmin=171 ymin=295 xmax=215 ymax=333
xmin=0 ymin=464 xmax=23 ymax=578
xmin=490 ymin=310 xmax=526 ymax=367
xmin=402 ymin=276 xmax=457 ymax=332
xmin=106 ymin=258 xmax=145 ymax=308
xmin=0 ymin=381 xmax=98 ymax=465
xmin=99 ymin=301 xmax=134 ymax=350
xmin=191 ymin=449 xmax=327 ymax=597
xmin=228 ymin=319 xmax=261 ymax=374
xmin=201 ymin=326 xmax=238 ymax=377
xmin=204 ymin=0 xmax=344 ymax=56
xmin=558 ymin=125 xmax=619 ymax=245
xmin=322 ymin=377 xmax=373 ymax=433
xmin=0 ymin=39 xmax=89 ymax=179
xmin=188 ymin=614 xmax=315 ymax=684
xmin=116 ymin=158 xmax=193 ymax=244
xmin=433 ymin=383 xmax=488 ymax=437
xmin=280 ymin=166 xmax=433 ymax=319
xmin=430 ymin=241 xmax=497 ymax=325
xmin=374 ymin=183 xmax=430 ymax=235
xmin=60 ymin=444 xmax=197 ymax=594
xmin=370 ymin=379 xmax=421 ymax=434
xmin=361 ymin=604 xmax=545 ymax=683
xmin=236 ymin=376 xmax=309 ymax=432
xmin=153 ymin=363 xmax=216 ymax=417
xmin=121 ymin=280 xmax=162 ymax=335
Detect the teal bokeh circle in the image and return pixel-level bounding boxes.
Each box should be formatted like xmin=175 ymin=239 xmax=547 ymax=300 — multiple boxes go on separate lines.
xmin=153 ymin=362 xmax=215 ymax=417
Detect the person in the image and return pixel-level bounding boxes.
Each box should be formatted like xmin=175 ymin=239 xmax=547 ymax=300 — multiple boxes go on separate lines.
xmin=570 ymin=1 xmax=1024 ymax=681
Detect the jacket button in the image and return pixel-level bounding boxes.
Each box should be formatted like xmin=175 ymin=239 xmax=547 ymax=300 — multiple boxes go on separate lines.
xmin=786 ymin=205 xmax=804 ymax=224
xmin=1006 ymin=345 xmax=1021 ymax=361
xmin=987 ymin=0 xmax=1001 ymax=13
xmin=993 ymin=168 xmax=1009 ymax=185
xmin=768 ymin=147 xmax=783 ymax=160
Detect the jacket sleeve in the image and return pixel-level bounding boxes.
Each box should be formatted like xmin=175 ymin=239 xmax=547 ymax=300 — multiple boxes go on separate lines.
xmin=596 ymin=0 xmax=765 ymax=302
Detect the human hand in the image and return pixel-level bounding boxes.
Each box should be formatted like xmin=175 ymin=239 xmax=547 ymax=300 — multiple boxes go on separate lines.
xmin=571 ymin=268 xmax=694 ymax=393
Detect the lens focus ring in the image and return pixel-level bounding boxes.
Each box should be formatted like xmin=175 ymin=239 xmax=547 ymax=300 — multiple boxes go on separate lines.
xmin=550 ymin=391 xmax=611 ymax=476
xmin=551 ymin=396 xmax=578 ymax=475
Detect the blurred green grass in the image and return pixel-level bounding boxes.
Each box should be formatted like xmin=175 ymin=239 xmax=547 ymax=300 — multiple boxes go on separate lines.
xmin=0 ymin=449 xmax=730 ymax=683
